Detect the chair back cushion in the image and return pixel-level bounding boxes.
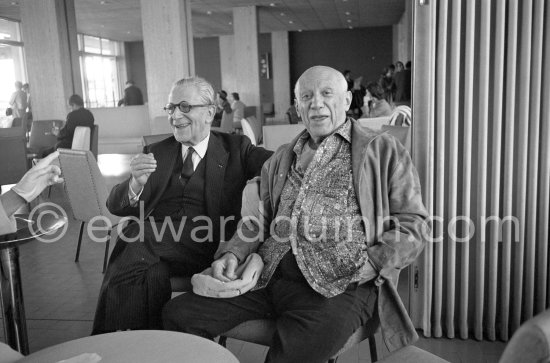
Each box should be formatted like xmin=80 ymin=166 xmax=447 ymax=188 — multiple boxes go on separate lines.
xmin=244 ymin=106 xmax=257 ymax=118
xmin=241 ymin=118 xmax=257 ymax=146
xmin=356 ymin=116 xmax=391 ymax=130
xmin=72 ymin=126 xmax=91 ymax=151
xmin=262 ymin=124 xmax=305 ymax=151
xmin=389 ymin=105 xmax=412 ymax=127
xmin=58 ymin=149 xmax=119 ymax=225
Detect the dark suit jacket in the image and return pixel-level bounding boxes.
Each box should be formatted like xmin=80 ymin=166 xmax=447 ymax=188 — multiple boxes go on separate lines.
xmin=119 ymin=85 xmax=144 ymax=106
xmin=107 ymin=131 xmax=272 ymax=249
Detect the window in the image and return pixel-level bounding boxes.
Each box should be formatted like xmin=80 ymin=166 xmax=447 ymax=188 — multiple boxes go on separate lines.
xmin=0 ymin=18 xmax=27 ymax=126
xmin=78 ymin=34 xmax=124 ymax=108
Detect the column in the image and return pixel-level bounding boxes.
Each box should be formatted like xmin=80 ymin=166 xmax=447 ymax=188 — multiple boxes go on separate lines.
xmin=271 ymin=31 xmax=291 ymax=118
xmin=219 ymin=35 xmax=237 ymax=93
xmin=20 ymin=0 xmax=81 ymax=121
xmin=233 ymin=6 xmax=262 ymax=123
xmin=393 ymin=0 xmax=412 ymax=62
xmin=141 ymin=0 xmax=195 ymax=133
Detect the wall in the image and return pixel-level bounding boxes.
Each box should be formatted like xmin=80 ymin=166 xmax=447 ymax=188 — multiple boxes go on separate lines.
xmin=289 ymin=27 xmax=393 ymax=92
xmin=194 ymin=36 xmax=222 ymax=92
xmin=125 ymin=41 xmax=148 ymax=103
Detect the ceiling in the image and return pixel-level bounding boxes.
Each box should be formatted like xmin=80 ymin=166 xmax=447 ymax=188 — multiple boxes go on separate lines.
xmin=0 ymin=0 xmax=404 ymax=42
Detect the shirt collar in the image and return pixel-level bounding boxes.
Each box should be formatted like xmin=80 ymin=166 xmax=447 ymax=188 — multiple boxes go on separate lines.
xmin=293 ymin=118 xmax=352 ymax=155
xmin=181 ymin=132 xmax=210 ymax=159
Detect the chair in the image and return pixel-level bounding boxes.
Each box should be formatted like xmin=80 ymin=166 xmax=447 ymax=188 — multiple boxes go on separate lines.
xmin=381 ymin=125 xmax=411 ymax=152
xmin=499 ymin=308 xmax=550 ymax=363
xmin=262 ymin=102 xmax=275 ymax=117
xmin=57 ymin=149 xmax=120 ymax=273
xmin=90 ymin=124 xmax=99 ymax=158
xmin=71 ymin=126 xmax=91 ymax=151
xmin=27 ymin=120 xmax=64 ymax=157
xmin=241 ymin=118 xmax=257 ymax=146
xmin=0 ymin=127 xmax=28 ymax=186
xmin=218 ymin=310 xmax=380 ymax=363
xmin=262 ymin=124 xmax=305 ymax=151
xmin=142 ymin=133 xmax=172 ymax=147
xmin=244 ymin=106 xmax=257 ymax=118
xmin=389 ymin=105 xmax=412 ymax=127
xmin=357 ymin=116 xmax=391 ymax=130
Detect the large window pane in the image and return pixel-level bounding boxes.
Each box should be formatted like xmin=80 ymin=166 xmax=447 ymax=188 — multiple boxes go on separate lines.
xmin=0 ymin=18 xmax=21 ymax=42
xmin=84 ymin=35 xmax=101 ymax=54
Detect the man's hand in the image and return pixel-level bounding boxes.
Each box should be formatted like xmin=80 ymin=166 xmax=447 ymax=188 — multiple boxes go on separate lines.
xmin=130 ymin=153 xmax=156 ymax=191
xmin=12 ymin=151 xmax=64 ymax=202
xmin=211 ymin=253 xmax=239 ymax=282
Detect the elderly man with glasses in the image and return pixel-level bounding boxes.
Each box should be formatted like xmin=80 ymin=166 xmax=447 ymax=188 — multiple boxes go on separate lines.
xmin=92 ymin=76 xmax=272 ymax=334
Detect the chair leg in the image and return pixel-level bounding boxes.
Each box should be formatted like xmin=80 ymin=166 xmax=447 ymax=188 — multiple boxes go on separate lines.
xmin=218 ymin=336 xmax=228 ymax=347
xmin=102 ymin=230 xmax=111 ymax=273
xmin=368 ymin=334 xmax=378 ymax=362
xmin=75 ymin=221 xmax=85 ymax=262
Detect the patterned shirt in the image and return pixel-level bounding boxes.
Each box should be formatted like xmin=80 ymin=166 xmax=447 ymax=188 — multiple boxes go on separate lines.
xmin=257 ymin=120 xmax=369 ymax=297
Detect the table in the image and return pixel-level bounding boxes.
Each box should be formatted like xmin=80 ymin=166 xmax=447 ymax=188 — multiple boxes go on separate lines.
xmin=0 ymin=211 xmax=67 ymax=354
xmin=20 ymin=330 xmax=239 ymax=363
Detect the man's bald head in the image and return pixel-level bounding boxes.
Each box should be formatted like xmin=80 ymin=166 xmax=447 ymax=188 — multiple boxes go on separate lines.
xmin=293 ymin=66 xmax=352 ymax=144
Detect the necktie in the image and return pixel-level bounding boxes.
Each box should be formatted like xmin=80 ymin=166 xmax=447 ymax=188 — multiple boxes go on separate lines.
xmin=179 ymin=147 xmax=195 ymax=187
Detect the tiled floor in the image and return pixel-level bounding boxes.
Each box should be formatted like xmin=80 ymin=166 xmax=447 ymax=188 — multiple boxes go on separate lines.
xmin=0 ymin=153 xmax=507 ymax=362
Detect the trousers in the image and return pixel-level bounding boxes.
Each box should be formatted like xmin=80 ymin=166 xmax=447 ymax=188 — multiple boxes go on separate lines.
xmin=163 ymin=252 xmax=378 ymax=363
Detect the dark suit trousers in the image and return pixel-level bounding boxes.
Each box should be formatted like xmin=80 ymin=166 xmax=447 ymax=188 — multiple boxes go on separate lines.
xmin=92 ymin=221 xmax=212 ymax=334
xmin=163 ymin=253 xmax=378 ymax=363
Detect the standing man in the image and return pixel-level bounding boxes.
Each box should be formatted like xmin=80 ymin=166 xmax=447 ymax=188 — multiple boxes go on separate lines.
xmin=163 ymin=66 xmax=429 ymax=362
xmin=118 ymin=80 xmax=144 ymax=106
xmin=8 ymin=81 xmax=27 ymax=119
xmin=92 ymin=76 xmax=272 ymax=334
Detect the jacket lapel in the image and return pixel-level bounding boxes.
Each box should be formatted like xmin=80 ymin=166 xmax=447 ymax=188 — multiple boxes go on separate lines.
xmin=204 ymin=133 xmax=229 ymax=220
xmin=145 ymin=137 xmax=180 ymax=216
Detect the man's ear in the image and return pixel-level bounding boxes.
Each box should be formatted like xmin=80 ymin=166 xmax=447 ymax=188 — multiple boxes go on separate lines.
xmin=205 ymin=104 xmax=216 ymax=124
xmin=344 ymin=90 xmax=352 ymax=111
xmin=294 ymin=99 xmax=301 ymax=118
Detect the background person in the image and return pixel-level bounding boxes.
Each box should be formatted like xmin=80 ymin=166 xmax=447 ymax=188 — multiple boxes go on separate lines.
xmin=117 ymin=80 xmax=144 ymax=106
xmin=8 ymin=81 xmax=27 ymax=119
xmin=361 ymin=82 xmax=394 ymax=118
xmin=54 ymin=94 xmax=95 ymax=150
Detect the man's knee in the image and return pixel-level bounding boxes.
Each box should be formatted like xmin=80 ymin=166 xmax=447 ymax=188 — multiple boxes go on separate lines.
xmin=162 ymin=296 xmax=201 ymax=334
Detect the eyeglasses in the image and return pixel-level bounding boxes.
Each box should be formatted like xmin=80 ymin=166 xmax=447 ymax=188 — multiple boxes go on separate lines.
xmin=163 ymin=101 xmax=212 ymax=115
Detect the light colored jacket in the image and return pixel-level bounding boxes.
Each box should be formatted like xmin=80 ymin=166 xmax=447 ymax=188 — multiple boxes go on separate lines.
xmin=217 ymin=119 xmax=430 ymax=352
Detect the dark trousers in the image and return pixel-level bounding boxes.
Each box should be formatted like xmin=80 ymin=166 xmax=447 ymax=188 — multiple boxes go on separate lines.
xmin=92 ymin=222 xmax=212 ymax=334
xmin=163 ymin=253 xmax=377 ymax=363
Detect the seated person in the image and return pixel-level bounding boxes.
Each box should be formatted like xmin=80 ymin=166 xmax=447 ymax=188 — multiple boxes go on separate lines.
xmin=54 ymin=94 xmax=95 ymax=150
xmin=92 ymin=76 xmax=272 ymax=334
xmin=361 ymin=82 xmax=394 ymax=118
xmin=163 ymin=66 xmax=430 ymax=362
